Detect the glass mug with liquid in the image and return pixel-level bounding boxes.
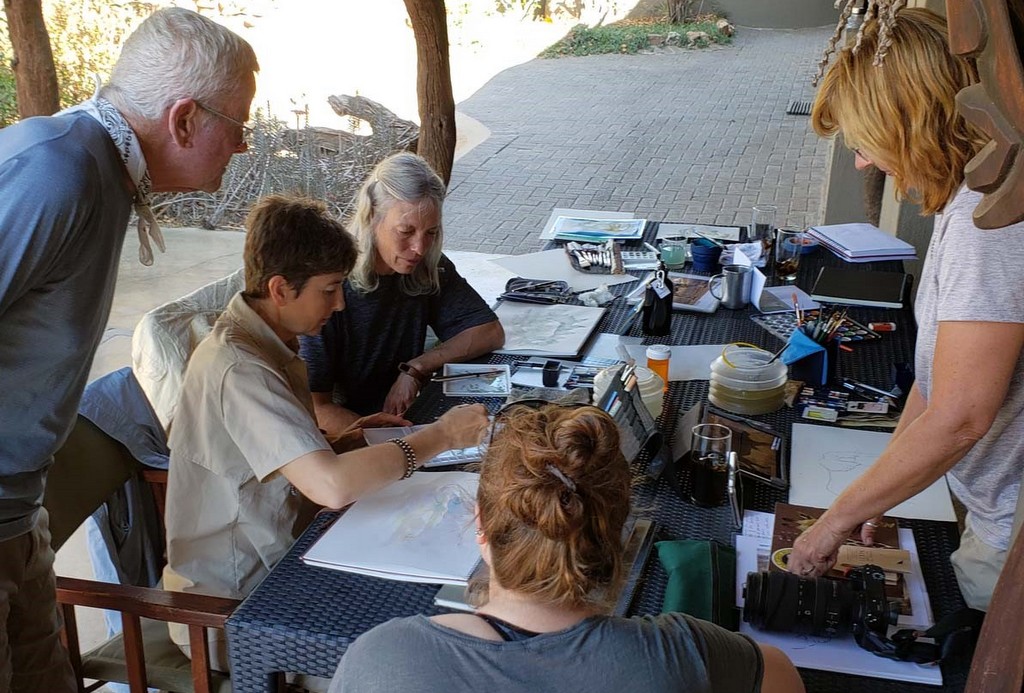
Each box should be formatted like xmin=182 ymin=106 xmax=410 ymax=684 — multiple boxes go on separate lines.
xmin=774 ymin=228 xmax=802 ymax=282
xmin=688 ymin=423 xmax=732 ymax=507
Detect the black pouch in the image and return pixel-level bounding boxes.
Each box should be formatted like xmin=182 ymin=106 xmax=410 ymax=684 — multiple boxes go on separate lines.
xmin=500 ymin=277 xmax=571 ymax=304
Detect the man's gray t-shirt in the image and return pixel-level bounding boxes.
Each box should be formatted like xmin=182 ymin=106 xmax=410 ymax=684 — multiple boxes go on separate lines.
xmin=0 ymin=112 xmax=132 ymax=541
xmin=915 ymin=186 xmax=1024 ymax=551
xmin=329 ymin=612 xmax=763 ymax=693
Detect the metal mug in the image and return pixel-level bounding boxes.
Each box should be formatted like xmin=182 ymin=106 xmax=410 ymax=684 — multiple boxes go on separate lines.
xmin=707 ymin=264 xmax=753 ymax=309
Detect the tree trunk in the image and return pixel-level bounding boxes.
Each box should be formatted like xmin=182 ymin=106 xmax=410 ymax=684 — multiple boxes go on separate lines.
xmin=403 ymin=0 xmax=456 ymax=185
xmin=3 ymin=0 xmax=60 ymax=118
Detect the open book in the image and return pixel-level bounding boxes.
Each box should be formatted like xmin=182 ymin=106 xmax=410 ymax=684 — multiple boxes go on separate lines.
xmin=301 ymin=471 xmax=481 ymax=585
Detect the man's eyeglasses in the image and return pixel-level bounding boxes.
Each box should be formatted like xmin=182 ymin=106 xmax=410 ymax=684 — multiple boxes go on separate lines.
xmin=196 ymin=100 xmax=254 ymax=145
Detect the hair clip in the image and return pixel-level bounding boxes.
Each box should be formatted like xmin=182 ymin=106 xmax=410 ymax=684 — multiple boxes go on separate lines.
xmin=545 ymin=464 xmax=576 ymax=493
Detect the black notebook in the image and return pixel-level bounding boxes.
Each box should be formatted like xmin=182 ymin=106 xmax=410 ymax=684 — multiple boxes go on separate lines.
xmin=810 ymin=267 xmax=908 ymax=309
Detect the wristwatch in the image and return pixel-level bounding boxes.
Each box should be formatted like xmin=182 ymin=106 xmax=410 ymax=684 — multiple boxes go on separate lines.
xmin=397 ymin=361 xmax=429 ymax=387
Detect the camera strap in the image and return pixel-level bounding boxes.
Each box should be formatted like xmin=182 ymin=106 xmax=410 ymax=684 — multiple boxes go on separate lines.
xmin=860 ymin=607 xmax=985 ymax=664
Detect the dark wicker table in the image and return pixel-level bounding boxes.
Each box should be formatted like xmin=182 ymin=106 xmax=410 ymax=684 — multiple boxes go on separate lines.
xmin=226 ymin=230 xmax=967 ymax=692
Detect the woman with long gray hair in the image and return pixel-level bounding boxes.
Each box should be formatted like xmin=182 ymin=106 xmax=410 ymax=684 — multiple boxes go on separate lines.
xmin=300 ymin=153 xmax=504 ymax=429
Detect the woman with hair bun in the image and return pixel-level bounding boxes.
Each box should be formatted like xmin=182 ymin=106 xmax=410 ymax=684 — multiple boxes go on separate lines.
xmin=329 ymin=404 xmax=803 ymax=693
xmin=299 ymin=152 xmax=504 ymax=428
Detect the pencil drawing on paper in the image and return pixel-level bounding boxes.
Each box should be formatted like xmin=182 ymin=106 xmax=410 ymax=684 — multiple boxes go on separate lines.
xmin=817 ymin=449 xmax=875 ymax=499
xmin=390 ymin=482 xmax=475 ymax=545
xmin=496 ymin=303 xmax=604 ymax=355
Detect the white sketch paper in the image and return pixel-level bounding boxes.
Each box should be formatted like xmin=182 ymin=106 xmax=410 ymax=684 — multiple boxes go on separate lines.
xmin=495 ymin=302 xmax=605 ymax=358
xmin=301 ymin=471 xmax=481 ymax=585
xmin=789 ymin=424 xmax=956 ymax=522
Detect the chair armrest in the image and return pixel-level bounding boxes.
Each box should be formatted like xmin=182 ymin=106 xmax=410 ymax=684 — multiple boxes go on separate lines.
xmin=56 ymin=576 xmax=238 ymax=629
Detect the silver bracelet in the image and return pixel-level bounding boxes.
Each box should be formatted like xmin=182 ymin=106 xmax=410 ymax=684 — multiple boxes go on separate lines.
xmin=387 ymin=438 xmax=417 ymax=479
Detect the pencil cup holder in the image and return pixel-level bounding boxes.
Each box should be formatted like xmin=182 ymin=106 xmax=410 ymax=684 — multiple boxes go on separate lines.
xmin=783 ymin=329 xmax=838 ymax=386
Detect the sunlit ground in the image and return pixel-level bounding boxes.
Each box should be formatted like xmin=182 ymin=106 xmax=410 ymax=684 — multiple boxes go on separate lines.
xmin=211 ymin=1 xmax=643 ymax=128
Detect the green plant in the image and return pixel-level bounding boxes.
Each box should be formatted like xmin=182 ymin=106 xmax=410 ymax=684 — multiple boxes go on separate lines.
xmin=539 ymin=18 xmax=730 ymax=57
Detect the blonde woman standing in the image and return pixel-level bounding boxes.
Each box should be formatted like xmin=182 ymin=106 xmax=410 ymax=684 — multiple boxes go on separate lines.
xmin=788 ymin=9 xmax=1024 ymax=612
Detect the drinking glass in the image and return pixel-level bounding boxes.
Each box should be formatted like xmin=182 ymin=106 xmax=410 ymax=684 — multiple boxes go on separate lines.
xmin=659 ymin=239 xmax=688 ymax=270
xmin=774 ymin=229 xmax=802 ymax=282
xmin=688 ymin=423 xmax=732 ymax=507
xmin=749 ymin=205 xmax=777 ymax=244
xmin=749 ymin=205 xmax=777 ymax=268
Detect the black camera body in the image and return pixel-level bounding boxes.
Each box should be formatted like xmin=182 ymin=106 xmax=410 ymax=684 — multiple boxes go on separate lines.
xmin=743 ymin=563 xmax=898 ymax=647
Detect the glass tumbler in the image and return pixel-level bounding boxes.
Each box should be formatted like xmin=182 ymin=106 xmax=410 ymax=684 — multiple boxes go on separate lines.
xmin=688 ymin=423 xmax=732 ymax=507
xmin=774 ymin=229 xmax=802 ymax=282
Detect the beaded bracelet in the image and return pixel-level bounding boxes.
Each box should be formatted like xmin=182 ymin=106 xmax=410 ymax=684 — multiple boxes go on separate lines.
xmin=387 ymin=438 xmax=417 ymax=479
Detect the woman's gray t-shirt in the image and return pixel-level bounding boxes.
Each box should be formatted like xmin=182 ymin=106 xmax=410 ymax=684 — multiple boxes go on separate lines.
xmin=329 ymin=612 xmax=763 ymax=693
xmin=914 ymin=186 xmax=1024 ymax=551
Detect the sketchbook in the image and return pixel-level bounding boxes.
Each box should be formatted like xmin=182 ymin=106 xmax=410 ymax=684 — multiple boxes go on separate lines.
xmin=494 ymin=301 xmax=606 ymax=358
xmin=807 ymin=223 xmax=917 ymax=262
xmin=667 ymin=272 xmax=720 ymax=313
xmin=810 ymin=267 xmax=909 ymax=309
xmin=301 ymin=471 xmax=481 ymax=585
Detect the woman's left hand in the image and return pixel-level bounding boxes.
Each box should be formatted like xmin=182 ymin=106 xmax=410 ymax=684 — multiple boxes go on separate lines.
xmin=787 ymin=513 xmax=849 ymax=578
xmin=383 ymin=375 xmax=420 ymax=416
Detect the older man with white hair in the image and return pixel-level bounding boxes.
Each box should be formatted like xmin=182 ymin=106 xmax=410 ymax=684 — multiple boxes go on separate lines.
xmin=0 ymin=8 xmax=258 ymax=690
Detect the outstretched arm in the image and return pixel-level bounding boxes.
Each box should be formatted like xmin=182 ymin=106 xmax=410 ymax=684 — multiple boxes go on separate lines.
xmin=788 ymin=320 xmax=1024 ymax=576
xmin=382 ymin=321 xmax=505 ymax=415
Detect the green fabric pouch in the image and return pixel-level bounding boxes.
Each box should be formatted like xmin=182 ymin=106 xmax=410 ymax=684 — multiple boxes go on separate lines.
xmin=655 ymin=539 xmax=739 ymax=630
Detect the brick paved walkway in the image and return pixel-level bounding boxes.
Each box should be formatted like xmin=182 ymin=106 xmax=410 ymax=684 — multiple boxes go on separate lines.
xmin=444 ymin=25 xmax=835 ymax=255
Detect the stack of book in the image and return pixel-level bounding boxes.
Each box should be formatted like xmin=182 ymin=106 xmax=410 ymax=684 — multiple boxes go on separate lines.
xmin=806 ymin=223 xmax=917 ymax=263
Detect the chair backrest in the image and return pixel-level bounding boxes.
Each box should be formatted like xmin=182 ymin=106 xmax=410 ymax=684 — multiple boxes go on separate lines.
xmin=131 ymin=269 xmax=244 ymax=430
xmin=43 ymin=415 xmax=139 ymax=552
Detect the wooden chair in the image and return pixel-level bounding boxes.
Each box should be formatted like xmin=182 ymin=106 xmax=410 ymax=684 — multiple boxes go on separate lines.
xmin=44 ymin=415 xmax=238 ymax=693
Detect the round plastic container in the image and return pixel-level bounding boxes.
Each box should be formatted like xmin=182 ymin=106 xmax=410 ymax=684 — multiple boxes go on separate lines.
xmin=593 ymin=365 xmax=665 ymax=419
xmin=707 ymin=344 xmax=787 ymax=415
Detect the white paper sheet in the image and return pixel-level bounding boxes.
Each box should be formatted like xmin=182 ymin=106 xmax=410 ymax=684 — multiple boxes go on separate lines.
xmin=582 ymin=332 xmax=643 ymax=362
xmin=622 ymin=344 xmax=726 ymax=381
xmin=735 ymin=522 xmax=942 ymax=686
xmin=491 ymin=249 xmax=638 ymax=293
xmin=301 ymin=471 xmax=481 ymax=585
xmin=789 ymin=424 xmax=956 ymax=522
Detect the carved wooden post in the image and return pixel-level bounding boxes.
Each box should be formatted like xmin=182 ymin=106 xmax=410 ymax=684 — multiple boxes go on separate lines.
xmin=946 ymin=0 xmax=1024 ymax=228
xmin=3 ymin=0 xmax=60 ymax=118
xmin=403 ymin=0 xmax=456 ymax=185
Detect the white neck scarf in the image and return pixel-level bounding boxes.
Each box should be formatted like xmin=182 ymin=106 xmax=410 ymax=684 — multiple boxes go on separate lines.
xmin=60 ymin=88 xmax=165 ymax=266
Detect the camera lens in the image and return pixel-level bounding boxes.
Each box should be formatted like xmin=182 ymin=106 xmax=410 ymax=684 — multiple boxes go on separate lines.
xmin=743 ymin=570 xmax=853 ymax=637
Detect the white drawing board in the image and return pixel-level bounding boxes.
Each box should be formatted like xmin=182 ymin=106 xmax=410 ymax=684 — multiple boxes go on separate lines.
xmin=789 ymin=424 xmax=956 ymax=522
xmin=494 ymin=302 xmax=606 ymax=358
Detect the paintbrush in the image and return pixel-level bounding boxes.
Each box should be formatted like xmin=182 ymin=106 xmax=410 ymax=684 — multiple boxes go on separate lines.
xmin=430 ymin=369 xmax=506 ymax=383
